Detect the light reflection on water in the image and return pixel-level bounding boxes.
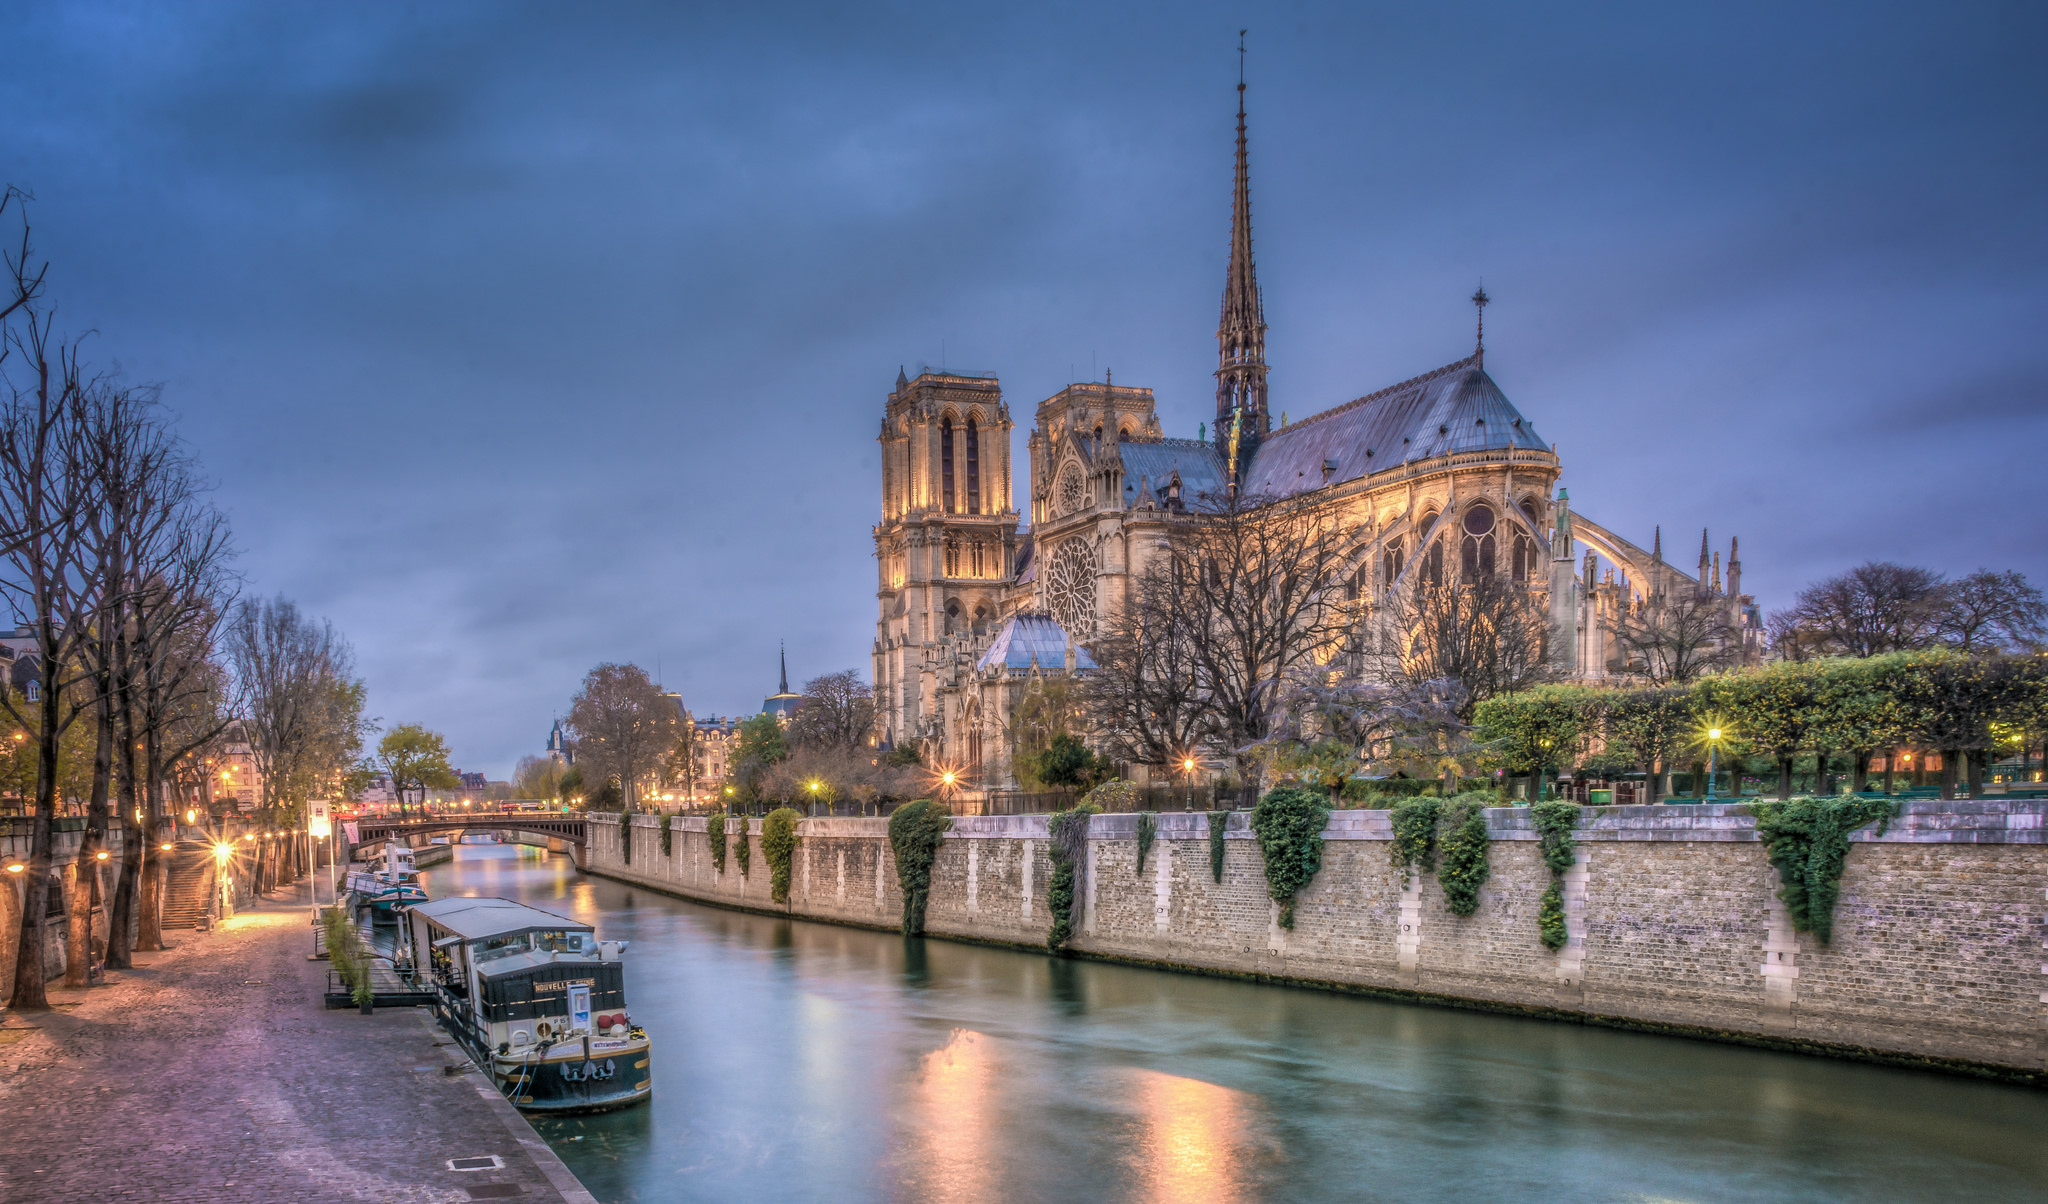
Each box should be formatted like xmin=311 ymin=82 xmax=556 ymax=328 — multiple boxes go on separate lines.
xmin=420 ymin=845 xmax=2048 ymax=1204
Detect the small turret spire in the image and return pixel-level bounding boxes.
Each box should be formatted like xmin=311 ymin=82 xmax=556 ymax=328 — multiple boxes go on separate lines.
xmin=779 ymin=640 xmax=789 ymax=695
xmin=1472 ymin=284 xmax=1490 ymax=365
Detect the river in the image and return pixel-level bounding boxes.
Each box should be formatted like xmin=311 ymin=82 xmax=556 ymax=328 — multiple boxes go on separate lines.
xmin=418 ymin=842 xmax=2048 ymax=1203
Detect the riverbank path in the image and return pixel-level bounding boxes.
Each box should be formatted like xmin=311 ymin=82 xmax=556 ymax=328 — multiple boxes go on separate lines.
xmin=0 ymin=880 xmax=597 ymax=1204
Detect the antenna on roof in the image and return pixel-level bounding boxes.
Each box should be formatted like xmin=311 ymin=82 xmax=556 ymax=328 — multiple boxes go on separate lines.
xmin=1471 ymin=283 xmax=1490 ymax=365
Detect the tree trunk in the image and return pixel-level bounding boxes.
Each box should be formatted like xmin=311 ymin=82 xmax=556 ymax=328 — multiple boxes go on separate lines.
xmin=1881 ymin=752 xmax=1895 ymax=795
xmin=1776 ymin=755 xmax=1794 ymax=801
xmin=1965 ymin=749 xmax=1987 ymax=799
xmin=62 ymin=860 xmax=91 ymax=989
xmin=1645 ymin=759 xmax=1663 ymax=806
xmin=1813 ymin=749 xmax=1833 ymax=796
xmin=8 ymin=678 xmax=66 ymax=1010
xmin=1851 ymin=751 xmax=1870 ymax=794
xmin=1939 ymin=749 xmax=1959 ymax=800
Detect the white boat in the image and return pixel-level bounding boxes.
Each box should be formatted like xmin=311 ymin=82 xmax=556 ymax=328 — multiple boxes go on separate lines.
xmin=407 ymin=896 xmax=651 ymax=1113
xmin=345 ymin=841 xmax=429 ymax=920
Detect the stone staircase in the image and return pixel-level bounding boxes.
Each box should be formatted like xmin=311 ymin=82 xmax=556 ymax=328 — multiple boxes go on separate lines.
xmin=159 ymin=846 xmax=215 ymax=929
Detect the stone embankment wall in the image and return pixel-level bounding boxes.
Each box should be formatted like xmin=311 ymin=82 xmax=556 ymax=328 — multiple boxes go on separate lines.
xmin=583 ymin=803 xmax=2048 ymax=1079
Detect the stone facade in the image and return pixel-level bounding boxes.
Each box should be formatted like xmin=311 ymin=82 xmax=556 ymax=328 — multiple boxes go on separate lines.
xmin=585 ymin=801 xmax=2048 ymax=1079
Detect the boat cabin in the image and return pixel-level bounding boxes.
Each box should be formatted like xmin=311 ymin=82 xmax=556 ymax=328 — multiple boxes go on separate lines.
xmin=407 ymin=898 xmax=631 ymax=1051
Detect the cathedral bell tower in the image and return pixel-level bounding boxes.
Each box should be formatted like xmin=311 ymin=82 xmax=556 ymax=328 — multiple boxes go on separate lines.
xmin=1215 ymin=33 xmax=1269 ymax=491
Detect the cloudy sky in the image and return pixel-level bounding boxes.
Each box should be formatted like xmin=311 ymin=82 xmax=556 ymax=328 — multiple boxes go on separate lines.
xmin=4 ymin=2 xmax=2042 ymax=775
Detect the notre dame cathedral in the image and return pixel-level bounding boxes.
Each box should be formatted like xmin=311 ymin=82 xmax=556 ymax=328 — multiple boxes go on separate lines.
xmin=872 ymin=76 xmax=1763 ymax=789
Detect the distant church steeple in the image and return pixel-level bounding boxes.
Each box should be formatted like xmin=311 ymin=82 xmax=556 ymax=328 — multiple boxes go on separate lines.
xmin=1216 ymin=30 xmax=1269 ymax=489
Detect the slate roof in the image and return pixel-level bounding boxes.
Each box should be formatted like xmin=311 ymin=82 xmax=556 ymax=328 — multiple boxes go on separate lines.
xmin=1240 ymin=355 xmax=1546 ymax=498
xmin=975 ymin=613 xmax=1097 ymax=672
xmin=411 ymin=896 xmax=588 ymax=941
xmin=1119 ymin=438 xmax=1229 ymax=506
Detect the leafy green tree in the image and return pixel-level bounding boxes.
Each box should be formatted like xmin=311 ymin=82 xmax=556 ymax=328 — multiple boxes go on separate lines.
xmin=1028 ymin=732 xmax=1100 ymax=790
xmin=1473 ymin=685 xmax=1598 ymax=801
xmin=1603 ymin=686 xmax=1696 ymax=804
xmin=1703 ymin=663 xmax=1820 ymax=799
xmin=376 ymin=723 xmax=459 ymax=815
xmin=1894 ymin=652 xmax=2040 ymax=798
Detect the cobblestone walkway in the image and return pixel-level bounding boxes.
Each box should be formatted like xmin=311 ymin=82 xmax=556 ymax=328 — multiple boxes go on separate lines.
xmin=0 ymin=882 xmax=596 ymax=1204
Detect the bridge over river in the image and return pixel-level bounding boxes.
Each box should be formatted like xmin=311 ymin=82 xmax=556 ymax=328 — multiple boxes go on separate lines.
xmin=349 ymin=811 xmax=588 ymax=865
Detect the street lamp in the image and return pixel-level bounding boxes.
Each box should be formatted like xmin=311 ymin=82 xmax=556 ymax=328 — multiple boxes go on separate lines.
xmin=1704 ymin=727 xmax=1726 ymax=801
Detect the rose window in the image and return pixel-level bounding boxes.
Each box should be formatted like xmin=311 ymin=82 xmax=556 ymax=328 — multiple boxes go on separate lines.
xmin=1045 ymin=538 xmax=1097 ymax=636
xmin=1057 ymin=465 xmax=1087 ymax=516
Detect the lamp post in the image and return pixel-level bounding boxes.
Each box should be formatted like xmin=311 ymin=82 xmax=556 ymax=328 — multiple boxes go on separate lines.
xmin=1704 ymin=728 xmax=1724 ymax=802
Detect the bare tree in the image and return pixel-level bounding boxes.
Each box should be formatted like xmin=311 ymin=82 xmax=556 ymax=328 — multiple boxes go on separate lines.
xmin=227 ymin=596 xmax=363 ymax=896
xmin=1086 ymin=555 xmax=1209 ymax=772
xmin=564 ymin=663 xmax=675 ymax=811
xmin=1936 ymin=570 xmax=2046 ymax=653
xmin=1371 ymin=572 xmax=1553 ymax=720
xmin=1777 ymin=561 xmax=1946 ymax=657
xmin=1611 ymin=587 xmax=1738 ymax=684
xmin=786 ymin=670 xmax=875 ymax=751
xmin=0 ymin=216 xmax=101 ymax=1009
xmin=1162 ymin=492 xmax=1352 ymax=803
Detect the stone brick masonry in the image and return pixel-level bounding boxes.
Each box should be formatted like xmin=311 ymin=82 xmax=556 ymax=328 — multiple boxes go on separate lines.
xmin=587 ymin=802 xmax=2048 ymax=1080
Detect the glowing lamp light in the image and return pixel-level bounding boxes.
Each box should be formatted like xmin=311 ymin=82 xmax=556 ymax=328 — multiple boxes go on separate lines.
xmin=213 ymin=843 xmax=232 ymax=862
xmin=159 ymin=842 xmax=172 ymax=850
xmin=95 ymin=851 xmax=108 ymax=861
xmin=5 ymin=862 xmax=23 ymax=873
xmin=1183 ymin=758 xmax=1197 ymax=773
xmin=1708 ymin=728 xmax=1724 ymax=741
xmin=941 ymin=771 xmax=957 ymax=787
xmin=185 ymin=808 xmax=196 ymax=823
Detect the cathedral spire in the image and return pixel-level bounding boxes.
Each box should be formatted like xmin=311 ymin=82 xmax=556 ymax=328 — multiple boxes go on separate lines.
xmin=1216 ymin=29 xmax=1269 ymax=488
xmin=779 ymin=640 xmax=789 ymax=696
xmin=1472 ymin=284 xmax=1490 ymax=366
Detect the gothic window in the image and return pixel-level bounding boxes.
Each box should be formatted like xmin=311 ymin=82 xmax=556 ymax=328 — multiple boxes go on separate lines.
xmin=1520 ymin=496 xmax=1540 ymax=524
xmin=940 ymin=418 xmax=956 ymax=513
xmin=1046 ymin=538 xmax=1097 ymax=635
xmin=1056 ymin=464 xmax=1086 ymax=516
xmin=966 ymin=419 xmax=981 ymax=515
xmin=1460 ymin=505 xmax=1497 ymax=578
xmin=945 ymin=597 xmax=961 ymax=634
xmin=970 ymin=540 xmax=985 ymax=578
xmin=1424 ymin=540 xmax=1444 ymax=588
xmin=1512 ymin=531 xmax=1534 ymax=580
xmin=1382 ymin=539 xmax=1404 ymax=586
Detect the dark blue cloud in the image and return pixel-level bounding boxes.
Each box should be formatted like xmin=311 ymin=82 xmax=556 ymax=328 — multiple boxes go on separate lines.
xmin=3 ymin=1 xmax=2042 ymax=773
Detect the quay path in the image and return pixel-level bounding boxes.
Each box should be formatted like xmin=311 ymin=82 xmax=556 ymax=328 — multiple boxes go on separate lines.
xmin=0 ymin=881 xmax=595 ymax=1204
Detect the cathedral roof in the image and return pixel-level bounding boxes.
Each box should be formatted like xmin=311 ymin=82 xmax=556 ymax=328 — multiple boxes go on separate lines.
xmin=975 ymin=613 xmax=1097 ymax=673
xmin=1118 ymin=439 xmax=1228 ymax=506
xmin=1239 ymin=355 xmax=1546 ymax=498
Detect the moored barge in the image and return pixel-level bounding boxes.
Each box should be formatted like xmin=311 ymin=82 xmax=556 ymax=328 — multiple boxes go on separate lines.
xmin=406 ymin=896 xmax=651 ymax=1113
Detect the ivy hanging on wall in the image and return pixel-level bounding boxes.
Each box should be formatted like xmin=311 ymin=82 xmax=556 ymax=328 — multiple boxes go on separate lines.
xmin=889 ymin=799 xmax=952 ymax=936
xmin=708 ymin=812 xmax=727 ymax=873
xmin=1435 ymin=797 xmax=1492 ymax=917
xmin=1250 ymin=787 xmax=1331 ymax=929
xmin=620 ymin=811 xmax=633 ymax=865
xmin=762 ymin=808 xmax=802 ymax=904
xmin=734 ymin=815 xmax=752 ymax=876
xmin=1390 ymin=793 xmax=1496 ymax=917
xmin=1208 ymin=809 xmax=1229 ymax=883
xmin=1045 ymin=802 xmax=1101 ymax=952
xmin=1747 ymin=795 xmax=1897 ymax=944
xmin=658 ymin=811 xmax=674 ymax=858
xmin=1388 ymin=797 xmax=1444 ymax=887
xmin=1135 ymin=812 xmax=1157 ymax=876
xmin=1531 ymin=800 xmax=1581 ymax=950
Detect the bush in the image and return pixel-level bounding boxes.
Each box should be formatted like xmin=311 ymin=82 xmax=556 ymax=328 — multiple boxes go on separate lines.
xmin=734 ymin=815 xmax=751 ymax=876
xmin=1082 ymin=779 xmax=1140 ymax=811
xmin=708 ymin=811 xmax=727 ymax=872
xmin=1748 ymin=795 xmax=1896 ymax=943
xmin=888 ymin=799 xmax=951 ymax=936
xmin=1135 ymin=812 xmax=1157 ymax=875
xmin=1045 ymin=802 xmax=1101 ymax=952
xmin=1251 ymin=786 xmax=1330 ymax=929
xmin=1032 ymin=733 xmax=1101 ymax=790
xmin=324 ymin=908 xmax=372 ymax=1009
xmin=1538 ymin=880 xmax=1568 ymax=951
xmin=762 ymin=808 xmax=802 ymax=904
xmin=658 ymin=811 xmax=673 ymax=858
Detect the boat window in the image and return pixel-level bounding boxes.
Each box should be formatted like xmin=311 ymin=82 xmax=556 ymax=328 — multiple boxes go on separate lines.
xmin=473 ymin=933 xmax=531 ymax=962
xmin=535 ymin=931 xmax=592 ymax=955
